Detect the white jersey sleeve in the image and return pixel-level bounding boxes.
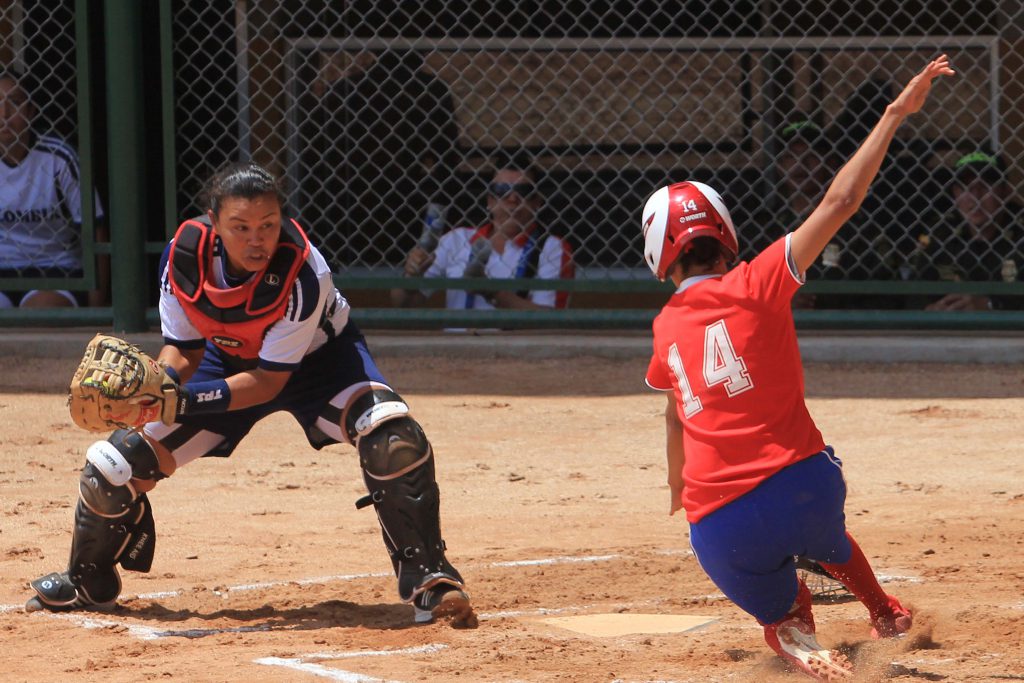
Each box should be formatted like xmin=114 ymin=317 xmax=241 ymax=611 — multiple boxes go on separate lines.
xmin=258 ymin=244 xmax=350 ymax=370
xmin=528 ymin=234 xmax=574 ymax=308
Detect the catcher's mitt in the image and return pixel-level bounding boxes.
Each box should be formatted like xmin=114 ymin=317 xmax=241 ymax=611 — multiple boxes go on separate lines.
xmin=68 ymin=334 xmax=181 ymax=432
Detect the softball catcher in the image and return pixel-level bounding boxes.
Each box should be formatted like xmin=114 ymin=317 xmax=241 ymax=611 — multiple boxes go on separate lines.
xmin=26 ymin=162 xmax=476 ymax=628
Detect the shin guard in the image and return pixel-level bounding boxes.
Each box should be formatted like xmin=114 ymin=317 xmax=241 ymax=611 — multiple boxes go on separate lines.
xmin=356 ymin=416 xmax=464 ymax=602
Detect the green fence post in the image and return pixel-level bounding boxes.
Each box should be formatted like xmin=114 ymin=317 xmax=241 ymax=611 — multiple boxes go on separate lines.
xmin=159 ymin=0 xmax=178 ymax=239
xmin=104 ymin=0 xmax=148 ymax=332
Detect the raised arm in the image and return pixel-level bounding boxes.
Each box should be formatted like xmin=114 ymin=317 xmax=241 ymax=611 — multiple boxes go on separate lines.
xmin=790 ymin=55 xmax=955 ymax=274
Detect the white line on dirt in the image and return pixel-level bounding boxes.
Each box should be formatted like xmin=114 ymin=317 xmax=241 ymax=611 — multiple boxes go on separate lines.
xmin=303 ymin=644 xmax=447 ymax=659
xmin=48 ymin=611 xmax=274 ymax=640
xmin=491 ymin=554 xmax=618 ymax=567
xmin=253 ymin=658 xmax=385 ymax=682
xmin=254 ymin=645 xmax=447 ymax=682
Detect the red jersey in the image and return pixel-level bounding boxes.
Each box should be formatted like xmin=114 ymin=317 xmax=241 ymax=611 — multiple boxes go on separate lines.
xmin=645 ymin=235 xmax=825 ymax=523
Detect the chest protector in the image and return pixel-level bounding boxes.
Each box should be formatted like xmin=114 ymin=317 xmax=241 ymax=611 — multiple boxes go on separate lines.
xmin=168 ymin=215 xmax=311 ymax=361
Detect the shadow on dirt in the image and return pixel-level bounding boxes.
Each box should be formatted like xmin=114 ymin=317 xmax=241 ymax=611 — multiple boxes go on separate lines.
xmin=114 ymin=598 xmax=423 ymax=635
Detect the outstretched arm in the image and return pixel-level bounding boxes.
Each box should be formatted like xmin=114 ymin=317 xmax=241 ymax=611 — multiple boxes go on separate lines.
xmin=790 ymin=55 xmax=955 ymax=274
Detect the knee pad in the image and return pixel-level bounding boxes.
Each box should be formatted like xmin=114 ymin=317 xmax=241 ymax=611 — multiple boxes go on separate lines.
xmin=358 ymin=415 xmax=432 ymax=481
xmin=343 ymin=387 xmax=410 ymax=444
xmin=79 ymin=430 xmax=162 ymax=518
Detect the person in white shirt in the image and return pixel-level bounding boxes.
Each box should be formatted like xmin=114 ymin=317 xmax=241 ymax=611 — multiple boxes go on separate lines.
xmin=392 ymin=157 xmax=574 ymax=310
xmin=0 ymin=69 xmax=105 ymax=308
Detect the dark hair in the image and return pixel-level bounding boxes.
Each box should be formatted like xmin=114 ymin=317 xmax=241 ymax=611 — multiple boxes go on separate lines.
xmin=204 ymin=161 xmax=285 ymax=215
xmin=491 ymin=149 xmax=539 ymax=182
xmin=677 ymin=236 xmax=731 ymax=274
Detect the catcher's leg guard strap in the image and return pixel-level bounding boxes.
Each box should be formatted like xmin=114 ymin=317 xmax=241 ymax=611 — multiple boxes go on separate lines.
xmin=357 ymin=416 xmax=463 ymax=602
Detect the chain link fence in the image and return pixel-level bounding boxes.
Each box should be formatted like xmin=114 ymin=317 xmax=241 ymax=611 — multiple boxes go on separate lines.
xmin=161 ymin=0 xmax=1024 ymax=310
xmin=2 ymin=0 xmax=1023 ymax=321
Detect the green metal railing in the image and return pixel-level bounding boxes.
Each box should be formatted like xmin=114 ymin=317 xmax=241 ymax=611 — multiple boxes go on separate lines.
xmin=3 ymin=276 xmax=1024 ymax=331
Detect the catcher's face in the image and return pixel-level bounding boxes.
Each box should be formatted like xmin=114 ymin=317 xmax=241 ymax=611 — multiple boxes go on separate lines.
xmin=209 ymin=193 xmax=282 ymax=276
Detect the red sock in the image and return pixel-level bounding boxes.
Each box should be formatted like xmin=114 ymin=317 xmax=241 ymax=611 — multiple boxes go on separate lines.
xmin=819 ymin=532 xmax=890 ymax=619
xmin=759 ymin=579 xmax=815 ymax=631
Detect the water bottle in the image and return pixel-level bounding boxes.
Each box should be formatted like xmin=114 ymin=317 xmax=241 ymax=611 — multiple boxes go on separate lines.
xmin=1002 ymin=258 xmax=1019 ymax=283
xmin=463 ymin=238 xmax=492 ymax=279
xmin=417 ymin=202 xmax=448 ymax=252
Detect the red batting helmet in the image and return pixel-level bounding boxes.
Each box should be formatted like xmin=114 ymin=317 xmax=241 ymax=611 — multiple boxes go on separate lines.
xmin=641 ymin=181 xmax=738 ymax=280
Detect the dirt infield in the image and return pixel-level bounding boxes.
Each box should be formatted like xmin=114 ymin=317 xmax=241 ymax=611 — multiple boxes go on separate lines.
xmin=2 ymin=350 xmax=1023 ymax=682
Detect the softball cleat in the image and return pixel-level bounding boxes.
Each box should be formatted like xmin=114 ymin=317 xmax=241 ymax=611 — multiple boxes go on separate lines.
xmin=413 ymin=582 xmax=478 ymax=629
xmin=764 ymin=617 xmax=854 ymax=680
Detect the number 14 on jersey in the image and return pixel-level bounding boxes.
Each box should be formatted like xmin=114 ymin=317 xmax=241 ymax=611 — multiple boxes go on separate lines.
xmin=666 ymin=320 xmax=754 ymax=418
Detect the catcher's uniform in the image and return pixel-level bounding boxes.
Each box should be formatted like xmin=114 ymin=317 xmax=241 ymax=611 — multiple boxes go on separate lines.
xmin=645 ymin=235 xmax=852 ymax=624
xmin=27 ymin=215 xmax=474 ymax=627
xmin=421 ymin=223 xmax=574 ymax=309
xmin=147 ymin=217 xmax=383 ymax=466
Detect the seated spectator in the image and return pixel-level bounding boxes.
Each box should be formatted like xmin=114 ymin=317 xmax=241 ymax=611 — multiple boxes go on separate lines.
xmin=753 ymin=120 xmax=901 ymax=308
xmin=922 ymin=151 xmax=1024 ymax=311
xmin=0 ymin=68 xmax=106 ymax=308
xmin=744 ymin=120 xmax=834 ymax=259
xmin=391 ymin=155 xmax=574 ymax=310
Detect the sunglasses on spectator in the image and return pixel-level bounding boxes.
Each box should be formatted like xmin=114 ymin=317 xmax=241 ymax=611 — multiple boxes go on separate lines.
xmin=489 ymin=182 xmax=536 ymax=198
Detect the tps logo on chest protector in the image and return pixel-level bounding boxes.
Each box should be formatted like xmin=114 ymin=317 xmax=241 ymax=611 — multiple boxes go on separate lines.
xmin=212 ymin=335 xmax=243 ymax=348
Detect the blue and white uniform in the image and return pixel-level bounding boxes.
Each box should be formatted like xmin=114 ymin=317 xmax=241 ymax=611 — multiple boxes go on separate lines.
xmin=422 ymin=224 xmax=574 ymax=309
xmin=145 ymin=225 xmax=392 ymax=469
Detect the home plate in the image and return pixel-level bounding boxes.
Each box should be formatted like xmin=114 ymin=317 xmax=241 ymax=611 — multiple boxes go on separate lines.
xmin=537 ymin=613 xmax=717 ymax=637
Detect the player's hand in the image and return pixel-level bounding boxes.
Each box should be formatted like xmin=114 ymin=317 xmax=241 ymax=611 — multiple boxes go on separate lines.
xmin=668 ymin=477 xmax=684 ymax=516
xmin=404 ymin=246 xmax=434 ymax=277
xmin=926 ymin=293 xmax=990 ymax=311
xmin=889 ymin=54 xmax=955 ymax=118
xmin=489 ymin=231 xmax=509 ymax=256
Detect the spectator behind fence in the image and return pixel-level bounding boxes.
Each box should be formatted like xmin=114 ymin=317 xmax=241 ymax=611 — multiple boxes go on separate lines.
xmin=0 ymin=68 xmax=106 ymax=308
xmin=391 ymin=155 xmax=575 ymax=311
xmin=303 ymin=50 xmax=460 ymax=269
xmin=753 ymin=120 xmax=900 ymax=308
xmin=921 ymin=151 xmax=1024 ymax=311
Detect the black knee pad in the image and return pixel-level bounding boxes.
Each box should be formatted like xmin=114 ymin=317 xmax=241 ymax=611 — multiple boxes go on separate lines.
xmin=109 ymin=428 xmax=164 ymax=481
xmin=79 ymin=430 xmax=161 ymax=518
xmin=358 ymin=415 xmax=431 ymax=480
xmin=343 ymin=387 xmax=410 ymax=444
